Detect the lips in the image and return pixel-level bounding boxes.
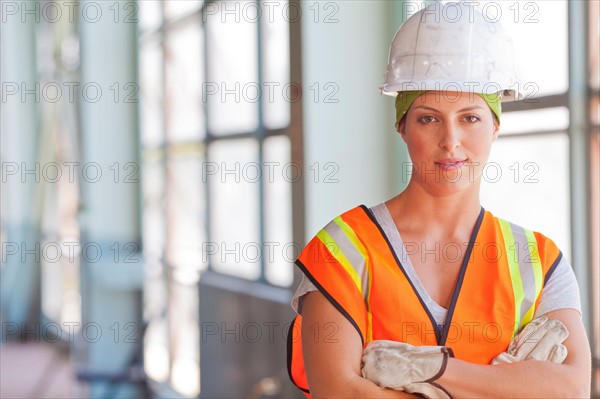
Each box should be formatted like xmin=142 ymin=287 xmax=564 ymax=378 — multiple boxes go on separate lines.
xmin=435 ymin=158 xmax=467 ymax=171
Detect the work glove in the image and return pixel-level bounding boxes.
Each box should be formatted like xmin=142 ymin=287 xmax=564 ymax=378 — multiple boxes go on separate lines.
xmin=491 ymin=315 xmax=569 ymax=365
xmin=403 ymin=381 xmax=452 ymax=399
xmin=361 ymin=340 xmax=453 ymax=398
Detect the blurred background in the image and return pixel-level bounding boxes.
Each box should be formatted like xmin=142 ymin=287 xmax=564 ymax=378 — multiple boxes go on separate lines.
xmin=0 ymin=0 xmax=598 ymax=398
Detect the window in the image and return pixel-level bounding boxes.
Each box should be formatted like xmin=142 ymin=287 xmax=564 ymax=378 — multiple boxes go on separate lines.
xmin=138 ymin=1 xmax=296 ymax=396
xmin=478 ymin=0 xmax=572 ymax=257
xmin=476 ymin=3 xmax=599 ymax=395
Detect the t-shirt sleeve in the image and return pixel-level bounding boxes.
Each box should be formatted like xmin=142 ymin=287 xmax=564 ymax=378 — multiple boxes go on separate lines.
xmin=534 ymin=254 xmax=582 ymax=317
xmin=290 ymin=274 xmax=318 ymax=315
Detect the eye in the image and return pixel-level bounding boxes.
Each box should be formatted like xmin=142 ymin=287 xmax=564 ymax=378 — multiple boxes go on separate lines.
xmin=463 ymin=115 xmax=481 ymax=123
xmin=417 ymin=115 xmax=437 ymax=124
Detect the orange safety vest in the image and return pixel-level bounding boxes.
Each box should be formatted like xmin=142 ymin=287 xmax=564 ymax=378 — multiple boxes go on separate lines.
xmin=287 ymin=205 xmax=562 ymax=396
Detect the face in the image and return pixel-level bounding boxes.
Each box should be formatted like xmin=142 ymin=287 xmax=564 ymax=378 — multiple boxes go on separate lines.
xmin=397 ymin=91 xmax=500 ymax=197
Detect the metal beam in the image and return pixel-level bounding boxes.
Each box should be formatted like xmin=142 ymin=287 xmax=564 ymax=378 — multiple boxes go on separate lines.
xmin=568 ymin=0 xmax=592 ymax=335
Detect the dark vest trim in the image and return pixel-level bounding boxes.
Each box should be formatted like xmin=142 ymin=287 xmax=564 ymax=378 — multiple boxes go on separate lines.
xmin=295 ymin=259 xmax=365 ymax=347
xmin=544 ymin=251 xmax=563 ymax=286
xmin=360 ymin=204 xmax=443 ymax=343
xmin=289 ymin=259 xmax=366 ymax=395
xmin=439 ymin=207 xmax=485 ymax=346
xmin=286 ymin=317 xmax=310 ymax=394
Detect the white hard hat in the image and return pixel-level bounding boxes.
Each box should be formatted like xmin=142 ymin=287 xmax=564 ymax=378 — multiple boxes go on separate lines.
xmin=381 ymin=1 xmax=522 ymax=101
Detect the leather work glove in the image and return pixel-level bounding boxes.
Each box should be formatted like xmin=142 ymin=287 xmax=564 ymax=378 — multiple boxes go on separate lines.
xmin=491 ymin=315 xmax=569 ymax=365
xmin=361 ymin=340 xmax=453 ymax=398
xmin=403 ymin=381 xmax=452 ymax=399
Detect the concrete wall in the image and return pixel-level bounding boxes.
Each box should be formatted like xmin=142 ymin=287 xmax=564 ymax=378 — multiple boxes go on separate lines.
xmin=301 ymin=0 xmax=411 ymax=238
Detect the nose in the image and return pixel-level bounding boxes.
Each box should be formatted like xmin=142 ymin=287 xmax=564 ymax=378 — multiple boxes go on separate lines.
xmin=438 ymin=121 xmax=461 ymax=151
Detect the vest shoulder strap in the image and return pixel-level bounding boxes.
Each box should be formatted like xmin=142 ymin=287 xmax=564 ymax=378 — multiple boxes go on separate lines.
xmin=495 ymin=215 xmax=560 ymax=334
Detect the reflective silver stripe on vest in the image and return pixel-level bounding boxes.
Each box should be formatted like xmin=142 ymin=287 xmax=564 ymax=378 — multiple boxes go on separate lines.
xmin=323 ymin=219 xmax=370 ymax=300
xmin=508 ymin=222 xmax=540 ymax=326
xmin=500 ymin=219 xmax=543 ymax=333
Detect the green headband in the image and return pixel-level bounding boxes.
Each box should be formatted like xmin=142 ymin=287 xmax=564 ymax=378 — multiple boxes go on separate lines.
xmin=395 ymin=90 xmax=502 ymax=126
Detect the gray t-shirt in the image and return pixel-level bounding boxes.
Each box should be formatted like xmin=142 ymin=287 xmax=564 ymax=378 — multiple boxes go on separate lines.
xmin=291 ymin=203 xmax=582 ymax=327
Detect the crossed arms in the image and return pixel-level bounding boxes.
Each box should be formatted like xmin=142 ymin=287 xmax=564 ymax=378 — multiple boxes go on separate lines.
xmin=301 ymin=291 xmax=592 ymax=399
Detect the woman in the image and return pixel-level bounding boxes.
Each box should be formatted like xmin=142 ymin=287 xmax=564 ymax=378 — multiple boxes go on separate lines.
xmin=287 ymin=2 xmax=591 ymax=398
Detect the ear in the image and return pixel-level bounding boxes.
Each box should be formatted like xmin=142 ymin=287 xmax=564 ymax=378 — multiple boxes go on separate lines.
xmin=396 ymin=118 xmax=407 ymax=142
xmin=492 ymin=119 xmax=500 ymax=141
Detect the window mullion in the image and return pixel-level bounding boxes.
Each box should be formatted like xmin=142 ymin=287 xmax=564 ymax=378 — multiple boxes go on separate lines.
xmin=256 ymin=0 xmax=267 ymax=283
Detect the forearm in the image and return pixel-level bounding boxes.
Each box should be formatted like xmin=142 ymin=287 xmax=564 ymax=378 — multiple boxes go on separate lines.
xmin=438 ymin=310 xmax=592 ymax=398
xmin=301 ymin=292 xmax=422 ymax=399
xmin=311 ymin=374 xmax=419 ymax=399
xmin=438 ymin=358 xmax=590 ymax=398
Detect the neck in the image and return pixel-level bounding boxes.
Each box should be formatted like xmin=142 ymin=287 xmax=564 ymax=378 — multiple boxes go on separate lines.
xmin=386 ymin=181 xmax=482 ymax=238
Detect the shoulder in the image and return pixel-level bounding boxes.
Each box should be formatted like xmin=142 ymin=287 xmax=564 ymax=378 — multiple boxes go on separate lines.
xmin=338 ymin=204 xmax=376 ymax=221
xmin=298 ymin=204 xmax=383 ymax=266
xmin=299 ymin=205 xmax=369 ymax=254
xmin=315 ymin=204 xmax=378 ymax=235
xmin=485 ymin=209 xmax=563 ymax=269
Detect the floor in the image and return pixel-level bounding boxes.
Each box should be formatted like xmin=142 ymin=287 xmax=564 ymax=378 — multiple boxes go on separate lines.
xmin=0 ymin=342 xmax=86 ymax=399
